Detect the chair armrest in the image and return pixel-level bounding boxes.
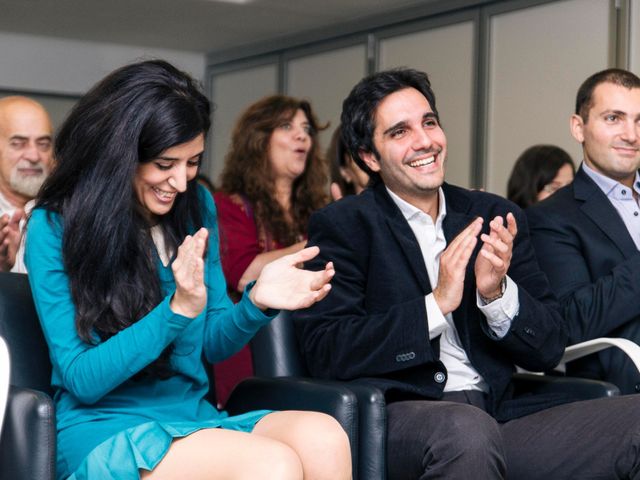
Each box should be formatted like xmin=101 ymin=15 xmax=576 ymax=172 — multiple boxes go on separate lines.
xmin=225 ymin=376 xmax=359 ymax=478
xmin=0 ymin=386 xmax=56 ymax=480
xmin=512 ymin=372 xmax=620 ymax=399
xmin=561 ymin=338 xmax=640 ymax=373
xmin=0 ymin=337 xmax=9 ymax=436
xmin=347 ymin=383 xmax=387 ymax=480
xmin=225 ymin=376 xmax=358 ymax=435
xmin=226 ymin=376 xmax=357 ymax=419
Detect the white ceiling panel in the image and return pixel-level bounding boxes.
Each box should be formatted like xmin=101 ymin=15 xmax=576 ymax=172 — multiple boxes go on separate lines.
xmin=0 ymin=0 xmax=440 ymax=53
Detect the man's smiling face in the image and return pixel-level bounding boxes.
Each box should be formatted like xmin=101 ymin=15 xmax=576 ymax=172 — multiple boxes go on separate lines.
xmin=361 ymin=87 xmax=447 ymax=207
xmin=571 ymin=82 xmax=640 ymax=188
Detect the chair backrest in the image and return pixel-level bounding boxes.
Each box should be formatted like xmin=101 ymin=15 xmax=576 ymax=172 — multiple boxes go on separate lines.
xmin=0 ymin=336 xmax=9 ymax=437
xmin=0 ymin=272 xmax=56 ymax=480
xmin=0 ymin=273 xmax=53 ymax=394
xmin=251 ymin=311 xmax=309 ymax=377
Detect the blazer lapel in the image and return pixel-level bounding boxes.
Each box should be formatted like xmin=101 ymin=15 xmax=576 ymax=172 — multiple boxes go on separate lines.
xmin=373 ymin=183 xmax=431 ymax=292
xmin=574 ymin=168 xmax=638 ymax=258
xmin=441 ymin=184 xmax=476 ymax=245
xmin=440 ymin=185 xmax=478 ymax=347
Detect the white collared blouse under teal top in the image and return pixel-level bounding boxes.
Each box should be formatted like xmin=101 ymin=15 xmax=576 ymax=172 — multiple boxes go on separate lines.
xmin=25 ymin=187 xmax=274 ymax=480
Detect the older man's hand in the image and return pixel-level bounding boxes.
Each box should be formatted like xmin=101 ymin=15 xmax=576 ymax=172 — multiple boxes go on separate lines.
xmin=0 ymin=210 xmax=24 ymax=272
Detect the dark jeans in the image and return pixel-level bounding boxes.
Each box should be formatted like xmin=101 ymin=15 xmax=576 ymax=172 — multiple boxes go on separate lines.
xmin=387 ymin=393 xmax=640 ymax=480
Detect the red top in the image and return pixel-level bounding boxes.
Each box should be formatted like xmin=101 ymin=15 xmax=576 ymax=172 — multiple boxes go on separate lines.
xmin=212 ymin=191 xmax=290 ymax=406
xmin=214 ymin=191 xmax=286 ymax=295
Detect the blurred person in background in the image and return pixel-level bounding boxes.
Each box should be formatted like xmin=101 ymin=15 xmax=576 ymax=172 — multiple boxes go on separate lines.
xmin=0 ymin=96 xmax=53 ymax=272
xmin=214 ymin=95 xmax=329 ymax=405
xmin=327 ymin=124 xmax=369 ymax=201
xmin=506 ymin=144 xmax=575 ymax=209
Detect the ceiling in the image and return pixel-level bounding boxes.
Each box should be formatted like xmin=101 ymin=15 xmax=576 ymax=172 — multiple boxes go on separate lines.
xmin=0 ymin=0 xmax=441 ymax=54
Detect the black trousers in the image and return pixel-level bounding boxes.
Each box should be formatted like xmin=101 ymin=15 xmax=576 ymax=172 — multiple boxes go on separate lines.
xmin=387 ymin=392 xmax=640 ymax=480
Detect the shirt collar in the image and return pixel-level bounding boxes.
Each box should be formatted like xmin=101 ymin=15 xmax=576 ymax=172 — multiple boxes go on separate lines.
xmin=582 ymin=161 xmax=640 ymax=198
xmin=386 ymin=186 xmax=447 ymax=225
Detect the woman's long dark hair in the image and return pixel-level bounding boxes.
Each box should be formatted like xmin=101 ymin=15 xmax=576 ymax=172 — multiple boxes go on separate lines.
xmin=36 ymin=60 xmax=211 ymax=378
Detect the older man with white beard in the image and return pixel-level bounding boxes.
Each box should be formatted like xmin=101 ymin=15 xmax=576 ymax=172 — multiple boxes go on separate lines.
xmin=0 ymin=96 xmax=53 ymax=272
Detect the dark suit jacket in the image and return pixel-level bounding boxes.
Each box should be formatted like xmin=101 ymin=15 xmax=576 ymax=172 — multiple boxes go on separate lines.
xmin=527 ymin=166 xmax=640 ymax=390
xmin=293 ymin=181 xmax=568 ymax=421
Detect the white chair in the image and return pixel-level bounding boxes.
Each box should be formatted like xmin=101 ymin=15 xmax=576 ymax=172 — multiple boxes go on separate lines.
xmin=522 ymin=337 xmax=640 ymax=378
xmin=0 ymin=336 xmax=10 ymax=439
xmin=561 ymin=337 xmax=640 ymax=371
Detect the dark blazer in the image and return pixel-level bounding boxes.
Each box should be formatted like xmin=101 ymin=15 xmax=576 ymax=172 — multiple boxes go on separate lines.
xmin=294 ymin=181 xmax=568 ymax=421
xmin=527 ymin=165 xmax=640 ymax=391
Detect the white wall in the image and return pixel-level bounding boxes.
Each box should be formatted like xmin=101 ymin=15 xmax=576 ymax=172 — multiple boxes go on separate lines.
xmin=379 ymin=21 xmax=475 ymax=188
xmin=209 ymin=63 xmax=279 ymax=183
xmin=287 ymin=43 xmax=368 ymax=154
xmin=631 ymin=0 xmax=640 ymax=75
xmin=0 ymin=32 xmax=206 ymax=94
xmin=486 ymin=0 xmax=610 ymax=196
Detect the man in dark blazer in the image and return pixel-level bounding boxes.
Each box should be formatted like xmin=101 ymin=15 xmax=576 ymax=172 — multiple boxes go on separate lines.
xmin=293 ymin=68 xmax=640 ymax=479
xmin=527 ymin=68 xmax=640 ymax=394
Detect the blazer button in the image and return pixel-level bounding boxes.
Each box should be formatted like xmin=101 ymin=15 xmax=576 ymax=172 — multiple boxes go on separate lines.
xmin=395 ymin=352 xmax=416 ymax=362
xmin=434 ymin=372 xmax=446 ymax=383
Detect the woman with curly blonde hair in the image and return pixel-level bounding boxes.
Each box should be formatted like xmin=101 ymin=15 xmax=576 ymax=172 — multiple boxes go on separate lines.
xmin=213 ymin=95 xmax=329 ymax=403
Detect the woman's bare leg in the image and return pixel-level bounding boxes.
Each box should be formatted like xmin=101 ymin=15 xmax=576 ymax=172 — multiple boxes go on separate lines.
xmin=140 ymin=427 xmax=303 ymax=480
xmin=253 ymin=411 xmax=352 ymax=480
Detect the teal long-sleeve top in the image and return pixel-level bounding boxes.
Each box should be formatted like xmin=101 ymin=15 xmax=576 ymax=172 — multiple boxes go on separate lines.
xmin=25 ymin=188 xmax=274 ymax=479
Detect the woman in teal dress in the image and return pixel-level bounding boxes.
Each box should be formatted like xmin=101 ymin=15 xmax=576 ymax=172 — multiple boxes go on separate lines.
xmin=24 ymin=60 xmax=351 ymax=480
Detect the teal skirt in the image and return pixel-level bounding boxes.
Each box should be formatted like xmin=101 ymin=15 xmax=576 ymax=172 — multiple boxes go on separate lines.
xmin=62 ymin=410 xmax=270 ymax=480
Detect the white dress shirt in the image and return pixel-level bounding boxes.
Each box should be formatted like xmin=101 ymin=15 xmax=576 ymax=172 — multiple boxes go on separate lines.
xmin=387 ymin=187 xmax=520 ymax=392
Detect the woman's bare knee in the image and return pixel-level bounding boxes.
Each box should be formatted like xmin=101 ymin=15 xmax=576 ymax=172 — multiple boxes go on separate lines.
xmin=304 ymin=412 xmax=352 ymax=479
xmin=254 ymin=411 xmax=352 ymax=480
xmin=256 ymin=441 xmax=304 ymax=480
xmin=141 ymin=428 xmax=303 ymax=480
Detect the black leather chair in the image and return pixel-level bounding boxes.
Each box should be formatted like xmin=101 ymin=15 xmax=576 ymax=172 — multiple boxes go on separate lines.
xmin=251 ymin=311 xmax=622 ymax=480
xmin=252 ymin=312 xmax=386 ymax=480
xmin=0 ymin=273 xmax=55 ymax=480
xmin=0 ymin=272 xmax=359 ymax=480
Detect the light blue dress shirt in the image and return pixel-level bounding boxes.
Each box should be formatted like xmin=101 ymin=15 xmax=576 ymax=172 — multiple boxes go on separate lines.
xmin=582 ymin=162 xmax=640 ymax=250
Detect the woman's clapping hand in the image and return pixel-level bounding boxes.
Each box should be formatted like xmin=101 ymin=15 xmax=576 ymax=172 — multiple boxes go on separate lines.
xmin=170 ymin=228 xmax=208 ymax=318
xmin=250 ymin=246 xmax=334 ymax=311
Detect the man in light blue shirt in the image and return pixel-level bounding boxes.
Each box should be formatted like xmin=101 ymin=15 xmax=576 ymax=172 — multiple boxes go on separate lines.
xmin=528 ymin=68 xmax=640 ymax=394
